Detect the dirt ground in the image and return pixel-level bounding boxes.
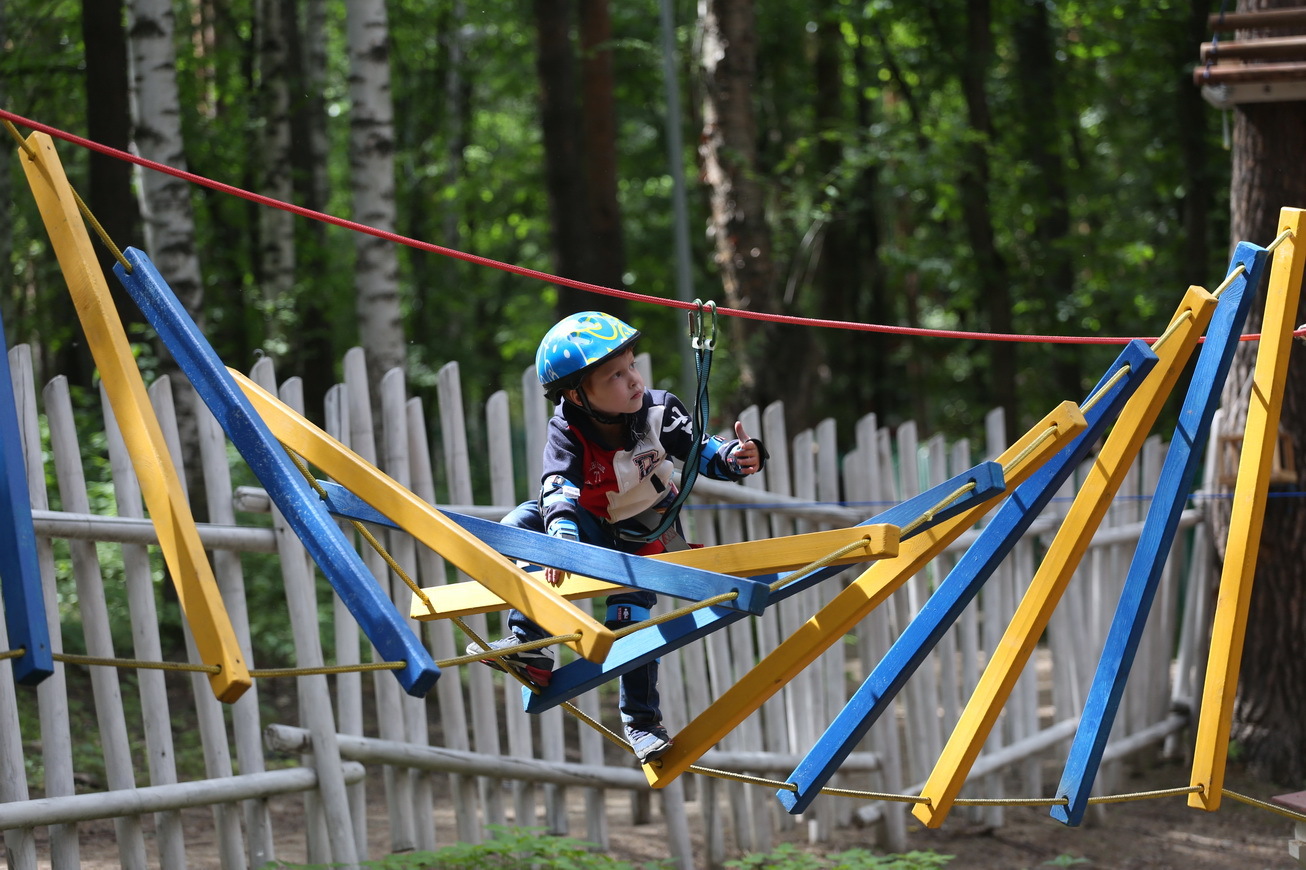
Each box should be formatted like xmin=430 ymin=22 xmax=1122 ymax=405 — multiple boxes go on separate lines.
xmin=42 ymin=753 xmax=1303 ymax=869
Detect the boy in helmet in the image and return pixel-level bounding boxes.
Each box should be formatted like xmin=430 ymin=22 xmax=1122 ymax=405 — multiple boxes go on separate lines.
xmin=468 ymin=311 xmax=766 ymax=763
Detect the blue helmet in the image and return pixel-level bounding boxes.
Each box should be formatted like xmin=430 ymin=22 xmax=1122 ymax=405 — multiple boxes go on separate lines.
xmin=536 ymin=311 xmax=641 ymax=402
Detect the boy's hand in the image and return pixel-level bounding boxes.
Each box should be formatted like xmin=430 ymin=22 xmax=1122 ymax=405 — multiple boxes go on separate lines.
xmin=731 ymin=421 xmax=763 ymax=474
xmin=544 ymin=566 xmax=567 ymax=587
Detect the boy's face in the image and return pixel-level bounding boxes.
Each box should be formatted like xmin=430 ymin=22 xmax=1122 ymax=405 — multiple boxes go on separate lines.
xmin=568 ymin=348 xmax=644 ymax=416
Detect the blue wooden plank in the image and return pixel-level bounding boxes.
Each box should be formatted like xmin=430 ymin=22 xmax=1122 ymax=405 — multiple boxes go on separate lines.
xmin=0 ymin=312 xmax=53 ymax=686
xmin=778 ymin=339 xmax=1158 ymax=814
xmin=521 ymin=461 xmax=1007 ymax=714
xmin=313 ymin=481 xmax=772 ymax=614
xmin=113 ymin=247 xmax=439 ymax=697
xmin=1051 ymin=243 xmax=1267 ymax=826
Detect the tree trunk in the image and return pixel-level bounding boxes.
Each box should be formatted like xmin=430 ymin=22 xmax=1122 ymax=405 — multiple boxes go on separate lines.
xmin=578 ymin=0 xmax=628 ymax=318
xmin=284 ymin=0 xmax=334 ymax=421
xmin=1218 ymin=0 xmax=1306 ymax=784
xmin=1011 ymin=0 xmax=1079 ymax=404
xmin=812 ymin=4 xmax=887 ymax=429
xmin=699 ymin=0 xmax=791 ymax=410
xmin=256 ymin=0 xmax=295 ymax=358
xmin=126 ymin=0 xmax=207 ymax=515
xmin=344 ymin=0 xmax=406 ymax=390
xmin=956 ymin=0 xmax=1016 ymax=436
xmin=534 ymin=0 xmax=595 ymax=314
xmin=82 ymin=0 xmax=143 ymax=375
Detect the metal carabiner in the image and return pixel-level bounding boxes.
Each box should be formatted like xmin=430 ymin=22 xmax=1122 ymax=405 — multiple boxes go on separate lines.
xmin=689 ymin=299 xmax=718 ymax=351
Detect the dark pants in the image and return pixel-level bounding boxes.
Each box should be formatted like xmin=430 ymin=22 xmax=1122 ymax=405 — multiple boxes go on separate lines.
xmin=500 ymin=501 xmax=661 ymax=728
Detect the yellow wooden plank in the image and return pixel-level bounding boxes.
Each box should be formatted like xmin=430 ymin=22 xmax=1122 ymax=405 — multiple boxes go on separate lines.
xmin=644 ymin=401 xmax=1088 ymax=788
xmin=231 ymin=369 xmax=616 ymax=662
xmin=1190 ymin=208 xmax=1306 ymax=812
xmin=18 ymin=132 xmax=250 ymax=703
xmin=913 ymin=284 xmax=1216 ymax=828
xmin=413 ymin=524 xmax=900 ymax=620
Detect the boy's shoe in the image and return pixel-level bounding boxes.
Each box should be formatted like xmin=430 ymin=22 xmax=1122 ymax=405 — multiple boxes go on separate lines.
xmin=625 ymin=722 xmax=672 ymax=764
xmin=465 ymin=636 xmax=554 ymax=686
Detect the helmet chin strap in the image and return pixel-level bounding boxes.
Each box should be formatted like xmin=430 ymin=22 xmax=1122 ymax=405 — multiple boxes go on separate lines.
xmin=574 ymin=386 xmax=623 ymax=425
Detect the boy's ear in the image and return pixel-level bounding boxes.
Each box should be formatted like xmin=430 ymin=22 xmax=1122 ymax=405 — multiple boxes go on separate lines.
xmin=562 ymin=387 xmax=581 ymax=406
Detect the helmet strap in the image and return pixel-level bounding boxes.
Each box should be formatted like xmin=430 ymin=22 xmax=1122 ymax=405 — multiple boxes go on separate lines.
xmin=573 ymin=386 xmax=623 ymax=425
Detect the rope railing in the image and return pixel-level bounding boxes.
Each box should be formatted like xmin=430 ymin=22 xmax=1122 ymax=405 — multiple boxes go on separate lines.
xmin=3 ymin=106 xmax=1302 ymax=346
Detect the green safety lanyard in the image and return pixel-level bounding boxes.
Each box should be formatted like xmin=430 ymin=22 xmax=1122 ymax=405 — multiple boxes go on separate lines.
xmin=628 ymin=300 xmax=717 ymax=544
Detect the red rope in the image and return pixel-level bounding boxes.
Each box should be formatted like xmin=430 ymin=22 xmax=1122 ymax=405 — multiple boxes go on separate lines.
xmin=2 ymin=107 xmax=1290 ymax=345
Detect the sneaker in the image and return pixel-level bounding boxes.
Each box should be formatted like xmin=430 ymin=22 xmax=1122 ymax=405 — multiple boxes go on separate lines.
xmin=465 ymin=636 xmax=554 ymax=686
xmin=625 ymin=722 xmax=672 ymax=764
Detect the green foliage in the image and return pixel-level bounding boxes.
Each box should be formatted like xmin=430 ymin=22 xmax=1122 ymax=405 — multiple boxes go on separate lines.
xmin=261 ymin=826 xmax=674 ymax=869
xmin=258 ymin=829 xmax=955 ymax=870
xmin=725 ymin=842 xmax=954 ymax=870
xmin=1 ymin=1 xmax=1234 ymax=480
xmin=1039 ymin=855 xmax=1090 ymax=868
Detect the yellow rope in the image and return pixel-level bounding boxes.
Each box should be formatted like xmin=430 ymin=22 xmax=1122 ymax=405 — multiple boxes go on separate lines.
xmin=47 ymin=651 xmax=419 ymax=680
xmin=53 ymin=651 xmax=220 ymax=674
xmin=1222 ymin=787 xmax=1306 ymax=824
xmin=899 ymin=481 xmax=977 ymax=538
xmin=1149 ymin=308 xmax=1195 ymax=355
xmin=1001 ymin=424 xmax=1060 ymax=478
xmin=251 ymin=661 xmax=407 ymax=678
xmin=4 ymin=119 xmax=131 ymax=272
xmin=1212 ymin=264 xmax=1246 ymax=300
xmin=3 ymin=118 xmax=35 ymax=157
xmin=1266 ymin=228 xmax=1294 ymax=253
xmin=1 ymin=648 xmax=25 ymax=661
xmin=1090 ymin=784 xmax=1202 ymax=805
xmin=13 ymin=655 xmax=1295 ymax=823
xmin=282 ymin=448 xmax=435 ymax=616
xmin=769 ymin=535 xmax=880 ymax=593
xmin=1079 ymin=364 xmax=1132 ymax=415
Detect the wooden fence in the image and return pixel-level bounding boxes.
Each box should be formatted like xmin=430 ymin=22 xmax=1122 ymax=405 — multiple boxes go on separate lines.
xmin=0 ymin=345 xmax=1211 ymax=869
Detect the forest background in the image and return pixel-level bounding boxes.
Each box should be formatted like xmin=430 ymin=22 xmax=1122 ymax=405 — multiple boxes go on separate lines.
xmin=2 ymin=0 xmax=1304 ymax=794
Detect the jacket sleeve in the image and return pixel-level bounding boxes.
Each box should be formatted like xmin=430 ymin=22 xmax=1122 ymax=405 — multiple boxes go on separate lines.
xmin=538 ymin=416 xmax=584 ymax=540
xmin=660 ymin=393 xmax=761 ymax=482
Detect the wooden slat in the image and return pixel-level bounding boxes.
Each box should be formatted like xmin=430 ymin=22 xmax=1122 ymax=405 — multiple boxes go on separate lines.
xmin=913 ymin=285 xmax=1216 ymax=828
xmin=1192 ymin=60 xmax=1306 ymax=85
xmin=407 ymin=520 xmax=893 ymax=619
xmin=0 ymin=308 xmax=51 ymax=685
xmin=46 ymin=377 xmax=150 ymax=867
xmin=18 ymin=132 xmax=251 ymax=702
xmin=231 ymin=367 xmax=616 ymax=664
xmin=12 ymin=344 xmax=81 ymax=865
xmin=643 ymin=401 xmax=1088 ymax=789
xmin=1191 ymin=207 xmax=1306 ymax=812
xmin=522 ymin=462 xmax=1003 ymax=716
xmin=102 ymin=382 xmax=188 ymax=867
xmin=1053 ymin=242 xmax=1267 ymax=826
xmin=1207 ymin=8 xmax=1306 ymax=30
xmin=249 ymin=359 xmax=360 ymax=866
xmin=781 ymin=339 xmax=1157 ymax=816
xmin=1200 ymin=35 xmax=1306 ymax=61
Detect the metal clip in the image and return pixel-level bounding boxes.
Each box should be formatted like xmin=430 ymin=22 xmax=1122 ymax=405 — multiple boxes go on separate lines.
xmin=690 ymin=299 xmax=718 ymax=351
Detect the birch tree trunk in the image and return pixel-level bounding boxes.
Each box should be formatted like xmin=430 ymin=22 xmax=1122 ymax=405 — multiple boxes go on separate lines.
xmin=345 ymin=0 xmax=406 ymax=389
xmin=256 ymin=0 xmax=296 ymax=358
xmin=126 ymin=0 xmax=207 ymax=513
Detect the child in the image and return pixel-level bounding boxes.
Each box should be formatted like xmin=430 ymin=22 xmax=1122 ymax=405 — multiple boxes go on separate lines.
xmin=468 ymin=310 xmax=766 ymax=763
